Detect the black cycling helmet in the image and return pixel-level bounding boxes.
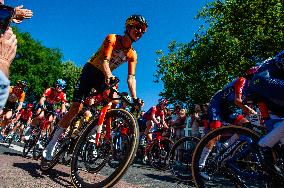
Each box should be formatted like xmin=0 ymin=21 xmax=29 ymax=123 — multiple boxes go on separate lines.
xmin=125 ymin=15 xmax=148 ymax=31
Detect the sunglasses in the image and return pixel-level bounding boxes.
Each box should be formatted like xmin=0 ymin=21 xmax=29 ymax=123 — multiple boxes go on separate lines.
xmin=133 ymin=25 xmax=146 ymax=37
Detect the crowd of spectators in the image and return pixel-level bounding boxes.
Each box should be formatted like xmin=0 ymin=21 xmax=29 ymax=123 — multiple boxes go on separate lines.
xmin=167 ymin=103 xmax=209 ymax=139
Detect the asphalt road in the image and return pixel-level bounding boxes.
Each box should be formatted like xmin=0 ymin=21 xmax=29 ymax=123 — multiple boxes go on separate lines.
xmin=0 ymin=141 xmax=193 ymax=188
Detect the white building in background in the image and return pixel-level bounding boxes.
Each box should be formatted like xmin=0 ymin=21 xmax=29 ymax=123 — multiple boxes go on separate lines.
xmin=184 ymin=116 xmax=192 ymax=137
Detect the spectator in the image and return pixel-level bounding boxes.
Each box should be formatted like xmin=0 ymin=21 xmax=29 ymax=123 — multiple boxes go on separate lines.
xmin=0 ymin=28 xmax=17 ymax=110
xmin=190 ymin=104 xmax=202 ymax=137
xmin=171 ymin=104 xmax=182 ymax=123
xmin=171 ymin=108 xmax=187 ymax=141
xmin=0 ymin=1 xmax=33 ymax=24
xmin=0 ymin=1 xmax=32 ymax=110
xmin=200 ymin=103 xmax=209 ymax=137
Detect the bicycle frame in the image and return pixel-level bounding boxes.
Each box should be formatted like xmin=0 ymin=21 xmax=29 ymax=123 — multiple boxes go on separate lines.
xmin=94 ymin=102 xmax=113 ymax=146
xmin=144 ymin=129 xmax=165 ymax=155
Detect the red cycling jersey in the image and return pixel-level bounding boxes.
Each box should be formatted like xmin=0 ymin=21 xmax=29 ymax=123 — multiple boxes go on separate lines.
xmin=43 ymin=88 xmax=67 ymax=105
xmin=143 ymin=106 xmax=164 ymax=121
xmin=19 ymin=109 xmax=33 ymax=122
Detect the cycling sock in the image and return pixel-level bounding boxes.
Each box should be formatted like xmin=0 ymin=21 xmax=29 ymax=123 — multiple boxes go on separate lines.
xmin=199 ymin=147 xmax=211 ymax=167
xmin=259 ymin=121 xmax=284 ymax=148
xmin=43 ymin=127 xmax=65 ymax=160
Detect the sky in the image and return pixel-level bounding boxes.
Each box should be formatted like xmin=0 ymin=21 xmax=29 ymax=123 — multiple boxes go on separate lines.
xmin=6 ymin=0 xmax=212 ymax=110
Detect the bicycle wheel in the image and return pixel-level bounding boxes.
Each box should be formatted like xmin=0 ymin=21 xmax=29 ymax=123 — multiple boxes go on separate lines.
xmin=5 ymin=136 xmax=13 ymax=148
xmin=148 ymin=137 xmax=174 ymax=170
xmin=169 ymin=136 xmax=200 ymax=181
xmin=191 ymin=125 xmax=272 ymax=188
xmin=70 ymin=109 xmax=139 ymax=188
xmin=22 ymin=140 xmax=34 ymax=157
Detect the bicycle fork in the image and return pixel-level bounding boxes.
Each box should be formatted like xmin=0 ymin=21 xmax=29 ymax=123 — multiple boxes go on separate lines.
xmin=95 ymin=103 xmax=112 ymax=146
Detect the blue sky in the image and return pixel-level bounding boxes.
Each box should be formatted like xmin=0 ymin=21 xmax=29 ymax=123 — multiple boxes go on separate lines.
xmin=6 ymin=0 xmax=212 ymax=110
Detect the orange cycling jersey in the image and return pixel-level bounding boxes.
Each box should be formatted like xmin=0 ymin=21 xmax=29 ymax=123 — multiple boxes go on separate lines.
xmin=88 ymin=34 xmax=137 ymax=71
xmin=7 ymin=86 xmax=25 ymax=102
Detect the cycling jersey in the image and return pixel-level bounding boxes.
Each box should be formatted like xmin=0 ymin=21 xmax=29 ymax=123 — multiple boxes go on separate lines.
xmin=7 ymin=86 xmax=25 ymax=103
xmin=73 ymin=34 xmax=136 ymax=103
xmin=43 ymin=87 xmax=66 ymax=105
xmin=249 ymin=50 xmax=284 ymax=114
xmin=208 ymin=77 xmax=250 ymax=125
xmin=19 ymin=109 xmax=33 ymax=122
xmin=257 ymin=50 xmax=284 ymax=79
xmin=142 ymin=106 xmax=164 ymax=121
xmin=88 ymin=34 xmax=137 ymax=72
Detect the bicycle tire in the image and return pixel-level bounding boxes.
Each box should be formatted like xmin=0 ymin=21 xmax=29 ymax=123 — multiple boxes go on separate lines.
xmin=33 ymin=143 xmax=42 ymax=160
xmin=22 ymin=140 xmax=34 ymax=157
xmin=6 ymin=137 xmax=13 ymax=148
xmin=169 ymin=136 xmax=200 ymax=181
xmin=148 ymin=137 xmax=174 ymax=170
xmin=70 ymin=109 xmax=139 ymax=188
xmin=191 ymin=126 xmax=261 ymax=188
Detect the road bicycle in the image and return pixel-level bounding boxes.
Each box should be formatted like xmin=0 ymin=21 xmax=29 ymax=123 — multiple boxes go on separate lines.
xmin=22 ymin=126 xmax=41 ymax=157
xmin=191 ymin=119 xmax=284 ymax=188
xmin=40 ymin=79 xmax=139 ymax=188
xmin=140 ymin=127 xmax=174 ymax=170
xmin=168 ymin=136 xmax=200 ymax=182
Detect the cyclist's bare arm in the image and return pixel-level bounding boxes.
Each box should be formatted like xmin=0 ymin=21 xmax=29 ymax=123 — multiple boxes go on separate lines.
xmin=101 ymin=35 xmax=115 ymax=79
xmin=127 ymin=57 xmax=137 ymax=99
xmin=150 ymin=114 xmax=160 ymax=125
xmin=160 ymin=114 xmax=168 ymax=128
xmin=39 ymin=96 xmax=46 ymax=106
xmin=61 ymin=102 xmax=66 ymax=114
xmin=16 ymin=102 xmax=24 ymax=111
xmin=234 ymin=77 xmax=256 ymax=114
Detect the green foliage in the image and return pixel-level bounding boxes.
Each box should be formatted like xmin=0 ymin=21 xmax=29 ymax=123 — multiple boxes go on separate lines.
xmin=155 ymin=0 xmax=284 ymax=109
xmin=10 ymin=27 xmax=81 ymax=103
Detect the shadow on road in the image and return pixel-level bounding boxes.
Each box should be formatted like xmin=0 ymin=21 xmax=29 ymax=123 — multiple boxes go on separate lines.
xmin=13 ymin=161 xmax=73 ymax=187
xmin=144 ymin=173 xmax=195 ymax=187
xmin=3 ymin=151 xmax=23 ymax=157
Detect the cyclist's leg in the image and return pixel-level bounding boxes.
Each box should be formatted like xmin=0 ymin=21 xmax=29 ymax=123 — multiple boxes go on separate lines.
xmin=144 ymin=120 xmax=154 ymax=141
xmin=257 ymin=119 xmax=284 ymax=173
xmin=7 ymin=121 xmax=20 ymax=138
xmin=2 ymin=110 xmax=12 ymax=128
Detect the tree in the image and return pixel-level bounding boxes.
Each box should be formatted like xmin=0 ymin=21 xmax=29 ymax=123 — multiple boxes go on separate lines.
xmin=155 ymin=0 xmax=284 ymax=109
xmin=10 ymin=27 xmax=81 ymax=103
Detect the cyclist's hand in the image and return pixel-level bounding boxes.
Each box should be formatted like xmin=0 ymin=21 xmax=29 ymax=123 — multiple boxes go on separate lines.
xmin=243 ymin=105 xmax=257 ymax=115
xmin=157 ymin=123 xmax=163 ymax=129
xmin=133 ymin=98 xmax=144 ymax=107
xmin=105 ymin=76 xmax=119 ymax=85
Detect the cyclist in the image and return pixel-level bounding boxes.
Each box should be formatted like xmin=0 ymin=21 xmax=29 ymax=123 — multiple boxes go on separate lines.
xmin=141 ymin=98 xmax=169 ymax=142
xmin=29 ymin=79 xmax=67 ymax=137
xmin=0 ymin=80 xmax=27 ymax=132
xmin=42 ymin=15 xmax=148 ymax=161
xmin=248 ymin=50 xmax=284 ymax=174
xmin=198 ymin=68 xmax=259 ymax=176
xmin=6 ymin=103 xmax=34 ymax=141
